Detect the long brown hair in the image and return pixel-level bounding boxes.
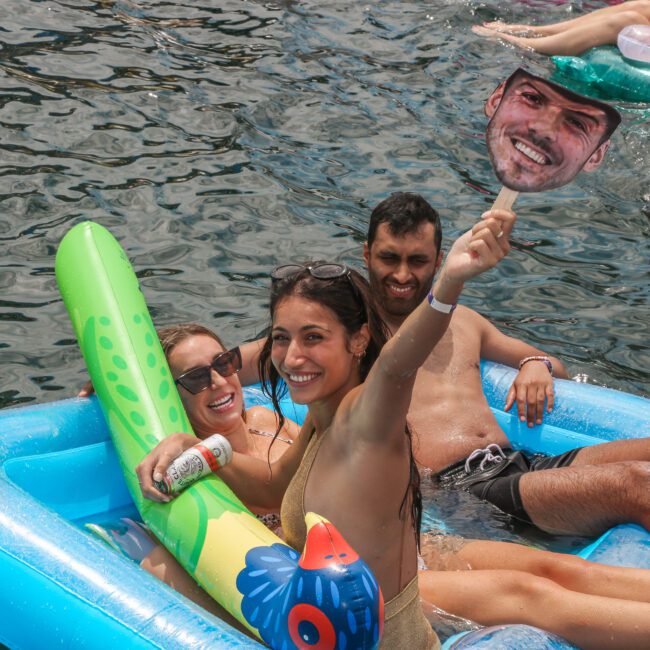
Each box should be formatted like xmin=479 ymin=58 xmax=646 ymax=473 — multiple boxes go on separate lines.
xmin=258 ymin=264 xmax=423 ymax=545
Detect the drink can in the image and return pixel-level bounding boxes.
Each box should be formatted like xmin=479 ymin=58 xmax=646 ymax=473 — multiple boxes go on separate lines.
xmin=154 ymin=433 xmax=232 ymax=495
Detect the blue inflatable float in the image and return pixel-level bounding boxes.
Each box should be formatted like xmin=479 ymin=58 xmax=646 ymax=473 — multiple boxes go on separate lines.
xmin=1 ymin=363 xmax=649 ymax=649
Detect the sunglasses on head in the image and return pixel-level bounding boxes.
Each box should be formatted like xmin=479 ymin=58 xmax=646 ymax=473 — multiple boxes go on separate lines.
xmin=174 ymin=347 xmax=242 ymax=395
xmin=271 ymin=262 xmax=350 ymax=282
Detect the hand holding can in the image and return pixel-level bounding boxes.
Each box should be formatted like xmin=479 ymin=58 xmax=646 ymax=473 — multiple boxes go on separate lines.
xmin=154 ymin=434 xmax=233 ymax=495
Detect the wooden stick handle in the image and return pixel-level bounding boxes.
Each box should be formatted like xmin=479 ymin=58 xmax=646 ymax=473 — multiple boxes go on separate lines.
xmin=492 ymin=186 xmax=519 ymax=211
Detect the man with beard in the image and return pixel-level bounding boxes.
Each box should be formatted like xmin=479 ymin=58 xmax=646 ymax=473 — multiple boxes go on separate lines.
xmin=485 ymin=68 xmax=620 ymax=192
xmin=363 ymin=192 xmax=650 ymax=538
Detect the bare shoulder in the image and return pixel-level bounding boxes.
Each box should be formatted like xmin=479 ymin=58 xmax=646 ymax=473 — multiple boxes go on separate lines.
xmin=245 ymin=405 xmax=300 ymax=440
xmin=453 ymin=305 xmax=495 ymax=341
xmin=419 ymin=305 xmax=484 ymax=375
xmin=454 ymin=304 xmax=490 ymax=329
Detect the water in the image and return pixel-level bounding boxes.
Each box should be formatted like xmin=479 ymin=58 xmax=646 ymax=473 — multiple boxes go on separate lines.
xmin=0 ymin=0 xmax=647 ymax=408
xmin=421 ymin=474 xmax=593 ymax=553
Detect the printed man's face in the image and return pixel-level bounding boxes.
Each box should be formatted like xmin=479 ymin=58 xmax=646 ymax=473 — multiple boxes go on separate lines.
xmin=485 ymin=73 xmax=611 ymax=192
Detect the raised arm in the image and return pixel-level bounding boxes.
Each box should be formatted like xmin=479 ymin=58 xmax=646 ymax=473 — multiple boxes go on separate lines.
xmin=238 ymin=337 xmax=266 ymax=386
xmin=477 ymin=314 xmax=568 ymax=426
xmin=342 ymin=209 xmax=516 ymax=447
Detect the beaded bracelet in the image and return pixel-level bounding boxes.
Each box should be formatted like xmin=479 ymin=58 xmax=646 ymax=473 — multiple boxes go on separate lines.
xmin=518 ymin=355 xmax=553 ymax=376
xmin=427 ymin=290 xmax=457 ymax=314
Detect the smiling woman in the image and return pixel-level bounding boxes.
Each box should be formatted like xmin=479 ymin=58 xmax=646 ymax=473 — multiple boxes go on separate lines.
xmin=137 ymin=208 xmax=516 ymax=649
xmin=124 ymin=323 xmax=300 ymax=617
xmin=484 ymin=68 xmax=621 ymax=192
xmin=161 ymin=323 xmax=297 ymax=465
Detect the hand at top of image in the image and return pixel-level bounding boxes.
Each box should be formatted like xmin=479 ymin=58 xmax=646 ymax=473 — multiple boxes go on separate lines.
xmin=440 ymin=208 xmax=515 ymax=285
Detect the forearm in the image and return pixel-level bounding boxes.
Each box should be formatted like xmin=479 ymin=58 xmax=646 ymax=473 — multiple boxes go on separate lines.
xmin=238 ymin=337 xmax=266 ymax=386
xmin=218 ymin=452 xmax=287 ymax=510
xmin=482 ymin=336 xmax=568 ymax=379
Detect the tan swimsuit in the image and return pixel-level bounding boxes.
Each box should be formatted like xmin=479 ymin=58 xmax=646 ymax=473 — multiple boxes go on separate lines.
xmin=281 ymin=429 xmax=440 ymax=650
xmin=249 ymin=428 xmax=292 ymax=531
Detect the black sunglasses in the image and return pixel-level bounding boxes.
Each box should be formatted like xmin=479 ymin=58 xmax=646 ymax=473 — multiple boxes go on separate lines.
xmin=271 ymin=262 xmax=365 ymax=307
xmin=271 ymin=262 xmax=350 ymax=282
xmin=174 ymin=347 xmax=242 ymax=395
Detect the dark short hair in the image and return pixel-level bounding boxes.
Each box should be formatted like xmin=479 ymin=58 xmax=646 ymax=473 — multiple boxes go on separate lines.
xmin=500 ymin=67 xmax=621 ymax=147
xmin=367 ymin=192 xmax=442 ymax=254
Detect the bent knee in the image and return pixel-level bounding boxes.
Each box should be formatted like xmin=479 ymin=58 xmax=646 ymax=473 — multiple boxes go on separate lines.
xmin=532 ymin=553 xmax=591 ymax=585
xmin=620 ymin=462 xmax=650 ymax=518
xmin=624 ymin=1 xmax=650 ymax=19
xmin=493 ymin=570 xmax=556 ymax=600
xmin=612 ymin=10 xmax=650 ymax=29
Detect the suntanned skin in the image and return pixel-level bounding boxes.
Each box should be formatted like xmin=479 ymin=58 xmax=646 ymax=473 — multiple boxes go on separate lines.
xmin=408 ymin=305 xmax=561 ymax=471
xmin=363 ymin=220 xmax=567 ymax=471
xmin=137 ymin=210 xmax=516 ymax=605
xmin=365 ymin=219 xmax=650 ymax=537
xmin=473 ymin=1 xmax=650 ymax=57
xmin=127 ymin=207 xmax=650 ymax=647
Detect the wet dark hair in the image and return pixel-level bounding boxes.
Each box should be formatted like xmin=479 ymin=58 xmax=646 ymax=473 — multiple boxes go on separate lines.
xmin=367 ymin=192 xmax=442 ymax=255
xmin=258 ymin=264 xmax=423 ymax=546
xmin=500 ymin=67 xmax=621 ymax=147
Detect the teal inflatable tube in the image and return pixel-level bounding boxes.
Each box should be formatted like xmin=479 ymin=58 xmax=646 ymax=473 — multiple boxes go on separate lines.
xmin=552 ymin=46 xmax=650 ymax=103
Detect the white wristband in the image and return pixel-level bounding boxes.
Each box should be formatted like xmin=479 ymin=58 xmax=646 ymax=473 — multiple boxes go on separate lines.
xmin=427 ymin=290 xmax=457 ymax=314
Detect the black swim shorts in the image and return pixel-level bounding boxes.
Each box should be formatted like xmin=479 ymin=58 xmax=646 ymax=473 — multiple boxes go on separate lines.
xmin=433 ymin=444 xmax=582 ymax=524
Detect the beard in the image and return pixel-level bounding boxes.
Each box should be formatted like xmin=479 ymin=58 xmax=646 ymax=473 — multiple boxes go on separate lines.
xmin=368 ymin=271 xmax=431 ymax=320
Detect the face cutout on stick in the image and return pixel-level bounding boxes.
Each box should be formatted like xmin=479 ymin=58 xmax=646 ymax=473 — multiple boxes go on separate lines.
xmin=485 ymin=68 xmax=621 ymax=193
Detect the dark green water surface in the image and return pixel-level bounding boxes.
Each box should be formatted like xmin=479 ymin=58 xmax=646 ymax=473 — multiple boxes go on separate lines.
xmin=1 ymin=0 xmax=648 ymax=408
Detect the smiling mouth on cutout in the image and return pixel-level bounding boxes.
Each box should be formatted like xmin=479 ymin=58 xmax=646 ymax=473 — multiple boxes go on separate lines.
xmin=511 ymin=138 xmax=552 ymax=166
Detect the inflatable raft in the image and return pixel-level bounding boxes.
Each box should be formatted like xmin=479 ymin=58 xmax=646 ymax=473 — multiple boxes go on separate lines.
xmin=1 ymin=363 xmax=649 ymax=649
xmin=552 ymin=45 xmax=650 ymax=103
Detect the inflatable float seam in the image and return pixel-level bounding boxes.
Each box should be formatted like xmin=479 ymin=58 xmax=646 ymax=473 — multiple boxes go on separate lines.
xmin=0 ymin=514 xmax=165 ymax=647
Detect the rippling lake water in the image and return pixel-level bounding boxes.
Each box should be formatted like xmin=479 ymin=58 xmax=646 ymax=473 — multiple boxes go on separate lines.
xmin=1 ymin=0 xmax=648 ymax=409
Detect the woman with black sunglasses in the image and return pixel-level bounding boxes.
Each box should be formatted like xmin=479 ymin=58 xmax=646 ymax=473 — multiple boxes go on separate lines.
xmin=160 ymin=323 xmax=298 ymax=477
xmin=136 ymin=209 xmax=515 ymax=649
xmin=90 ymin=323 xmax=299 ymax=623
